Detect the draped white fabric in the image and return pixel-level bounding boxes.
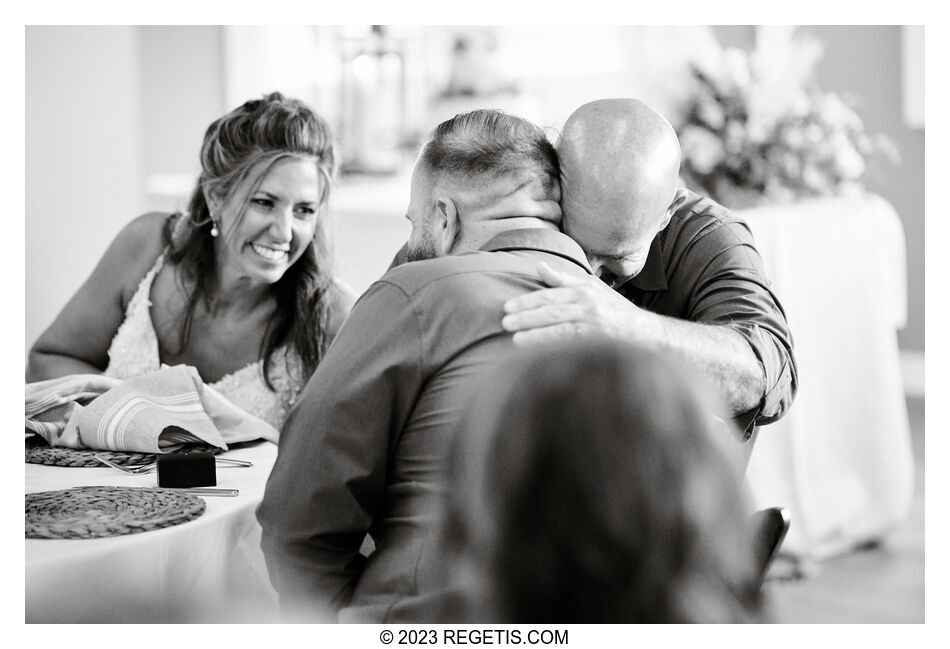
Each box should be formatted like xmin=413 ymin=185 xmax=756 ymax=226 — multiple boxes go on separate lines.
xmin=26 ymin=442 xmax=280 ymax=623
xmin=741 ymin=193 xmax=915 ymax=560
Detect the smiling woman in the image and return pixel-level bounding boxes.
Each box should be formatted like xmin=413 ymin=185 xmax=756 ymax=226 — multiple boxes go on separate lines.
xmin=214 ymin=157 xmax=322 ymax=288
xmin=26 ymin=92 xmax=358 ymax=431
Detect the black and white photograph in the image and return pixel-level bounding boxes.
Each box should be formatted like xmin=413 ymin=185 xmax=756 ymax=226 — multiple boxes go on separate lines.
xmin=18 ymin=17 xmax=938 ymax=640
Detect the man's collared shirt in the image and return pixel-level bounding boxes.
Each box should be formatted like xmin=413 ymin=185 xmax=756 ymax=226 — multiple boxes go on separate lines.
xmin=616 ymin=190 xmax=797 ymax=432
xmin=258 ymin=228 xmax=592 ymax=623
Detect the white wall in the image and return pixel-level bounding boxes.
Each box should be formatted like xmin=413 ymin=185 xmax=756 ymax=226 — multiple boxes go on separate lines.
xmin=713 ymin=26 xmax=925 ymax=354
xmin=25 ymin=27 xmax=229 ymax=353
xmin=801 ymin=26 xmax=925 ymax=354
xmin=25 ymin=27 xmax=144 ymax=352
xmin=140 ymin=26 xmax=227 ymax=213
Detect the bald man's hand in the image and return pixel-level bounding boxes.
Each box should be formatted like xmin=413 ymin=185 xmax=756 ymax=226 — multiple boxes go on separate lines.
xmin=504 ymin=261 xmax=771 ymax=420
xmin=502 ymin=262 xmax=655 ymax=345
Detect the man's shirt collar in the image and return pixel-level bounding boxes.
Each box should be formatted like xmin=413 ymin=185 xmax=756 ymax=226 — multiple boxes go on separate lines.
xmin=479 ymin=228 xmax=593 ymax=275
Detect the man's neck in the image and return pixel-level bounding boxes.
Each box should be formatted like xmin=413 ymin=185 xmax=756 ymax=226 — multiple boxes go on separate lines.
xmin=452 ymin=218 xmax=559 ymax=255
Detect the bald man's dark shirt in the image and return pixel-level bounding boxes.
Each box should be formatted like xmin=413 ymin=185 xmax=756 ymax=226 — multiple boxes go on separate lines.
xmin=615 ymin=190 xmax=797 ymax=435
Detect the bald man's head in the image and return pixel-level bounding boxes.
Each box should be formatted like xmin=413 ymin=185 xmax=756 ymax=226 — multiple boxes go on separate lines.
xmin=558 ymin=98 xmax=686 ymax=285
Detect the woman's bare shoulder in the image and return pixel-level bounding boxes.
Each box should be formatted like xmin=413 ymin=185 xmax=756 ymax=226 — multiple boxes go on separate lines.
xmin=115 ymin=212 xmax=174 ymax=255
xmin=26 ymin=212 xmax=178 ymax=376
xmin=109 ymin=212 xmax=177 ymax=299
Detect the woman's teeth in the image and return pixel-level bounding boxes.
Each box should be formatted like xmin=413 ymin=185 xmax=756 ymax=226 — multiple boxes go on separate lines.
xmin=251 ymin=243 xmax=288 ymax=261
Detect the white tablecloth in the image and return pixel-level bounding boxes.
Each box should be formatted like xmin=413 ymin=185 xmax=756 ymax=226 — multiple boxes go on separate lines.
xmin=26 ymin=442 xmax=279 ymax=623
xmin=740 ymin=194 xmax=915 ymax=560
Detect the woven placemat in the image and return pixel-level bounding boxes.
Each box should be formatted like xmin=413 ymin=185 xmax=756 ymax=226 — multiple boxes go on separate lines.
xmin=25 ymin=445 xmax=223 ymax=468
xmin=26 ymin=486 xmax=206 ymax=539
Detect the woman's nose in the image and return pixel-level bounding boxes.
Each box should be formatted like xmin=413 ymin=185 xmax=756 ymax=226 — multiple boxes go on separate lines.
xmin=271 ymin=208 xmax=293 ymax=240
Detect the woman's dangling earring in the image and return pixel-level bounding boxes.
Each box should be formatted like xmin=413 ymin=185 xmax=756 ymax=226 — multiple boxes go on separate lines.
xmin=209 ymin=213 xmax=220 ymax=238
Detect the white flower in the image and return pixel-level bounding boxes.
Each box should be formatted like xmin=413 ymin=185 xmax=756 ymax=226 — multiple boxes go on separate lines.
xmin=813 ymin=143 xmax=835 ymax=166
xmin=675 ymin=30 xmax=894 ymax=206
xmin=782 ymin=127 xmax=805 ymax=149
xmin=724 ymin=121 xmax=746 ymax=154
xmin=790 ymin=91 xmax=812 ymax=118
xmin=723 ymin=47 xmax=752 ymax=89
xmin=697 ymin=96 xmax=726 ymax=130
xmin=834 ymin=142 xmax=866 ymax=179
xmin=680 ymin=125 xmax=725 ymax=174
xmin=818 ymin=93 xmax=863 ymax=132
xmin=804 ymin=123 xmax=825 ymax=146
xmin=746 ymin=120 xmax=769 ymax=144
xmin=801 ymin=163 xmax=827 ymax=192
xmin=781 ymin=152 xmax=802 ymax=177
xmin=745 ymin=81 xmax=790 ymax=137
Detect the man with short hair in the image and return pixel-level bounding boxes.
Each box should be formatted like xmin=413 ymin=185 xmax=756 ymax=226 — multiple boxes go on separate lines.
xmin=502 ymin=98 xmax=797 ymax=442
xmin=258 ymin=109 xmax=593 ymax=622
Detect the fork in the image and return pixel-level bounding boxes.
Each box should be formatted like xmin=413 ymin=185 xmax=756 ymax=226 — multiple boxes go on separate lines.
xmin=94 ymin=455 xmax=253 ymax=475
xmin=94 ymin=455 xmax=156 ymax=475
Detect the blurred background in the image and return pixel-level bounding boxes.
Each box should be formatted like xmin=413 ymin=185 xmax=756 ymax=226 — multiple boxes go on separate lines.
xmin=24 ymin=25 xmax=924 ymax=361
xmin=24 ymin=25 xmax=925 ymax=622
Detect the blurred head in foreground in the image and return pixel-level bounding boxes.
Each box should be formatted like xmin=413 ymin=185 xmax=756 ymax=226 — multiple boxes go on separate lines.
xmin=440 ymin=338 xmax=763 ymax=623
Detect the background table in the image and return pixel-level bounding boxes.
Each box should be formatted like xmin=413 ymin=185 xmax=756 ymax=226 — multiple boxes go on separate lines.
xmin=740 ymin=194 xmax=915 ymax=560
xmin=26 ymin=441 xmax=280 ymax=623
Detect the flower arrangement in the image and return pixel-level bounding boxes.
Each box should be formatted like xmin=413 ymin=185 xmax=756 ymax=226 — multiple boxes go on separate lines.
xmin=676 ymin=29 xmax=898 ymax=209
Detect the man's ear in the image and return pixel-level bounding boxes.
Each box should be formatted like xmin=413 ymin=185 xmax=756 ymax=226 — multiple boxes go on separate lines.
xmin=434 ymin=197 xmax=460 ymax=255
xmin=660 ymin=187 xmax=690 ymax=231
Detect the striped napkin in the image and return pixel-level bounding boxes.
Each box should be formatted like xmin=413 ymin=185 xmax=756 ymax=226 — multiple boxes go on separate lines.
xmin=25 ymin=373 xmax=123 ymax=445
xmin=26 ymin=365 xmax=279 ymax=453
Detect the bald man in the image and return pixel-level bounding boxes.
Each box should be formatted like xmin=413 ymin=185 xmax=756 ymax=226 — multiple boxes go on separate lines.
xmin=502 ymin=99 xmax=797 ymax=442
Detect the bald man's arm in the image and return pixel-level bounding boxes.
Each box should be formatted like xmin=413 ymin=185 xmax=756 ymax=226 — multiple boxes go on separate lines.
xmin=501 ymin=263 xmax=767 ymax=420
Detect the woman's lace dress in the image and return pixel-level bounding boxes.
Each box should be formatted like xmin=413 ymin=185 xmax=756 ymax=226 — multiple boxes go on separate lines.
xmin=104 ymin=251 xmax=305 ymax=430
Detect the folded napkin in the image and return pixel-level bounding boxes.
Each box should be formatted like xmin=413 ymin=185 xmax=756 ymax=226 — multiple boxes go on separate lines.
xmin=25 ymin=365 xmax=279 ymax=453
xmin=25 ymin=373 xmax=124 ymax=442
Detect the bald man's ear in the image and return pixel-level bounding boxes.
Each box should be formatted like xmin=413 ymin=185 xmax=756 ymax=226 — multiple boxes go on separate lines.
xmin=661 ymin=187 xmax=690 ymax=230
xmin=434 ymin=196 xmax=461 ymax=255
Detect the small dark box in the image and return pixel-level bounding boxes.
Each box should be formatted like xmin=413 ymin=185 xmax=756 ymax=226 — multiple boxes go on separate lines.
xmin=157 ymin=451 xmax=216 ymax=488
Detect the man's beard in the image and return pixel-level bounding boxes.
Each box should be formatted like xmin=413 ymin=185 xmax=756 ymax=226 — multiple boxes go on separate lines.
xmin=406 ymin=230 xmax=438 ymax=262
